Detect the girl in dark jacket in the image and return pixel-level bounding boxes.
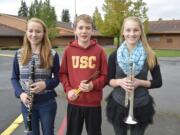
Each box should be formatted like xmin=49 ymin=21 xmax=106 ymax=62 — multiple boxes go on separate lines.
xmin=106 ymin=16 xmax=162 ymax=135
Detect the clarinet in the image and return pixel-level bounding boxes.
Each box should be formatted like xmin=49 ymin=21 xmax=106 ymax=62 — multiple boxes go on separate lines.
xmin=74 ymin=71 xmax=100 ymax=95
xmin=26 ymin=58 xmax=35 ymax=132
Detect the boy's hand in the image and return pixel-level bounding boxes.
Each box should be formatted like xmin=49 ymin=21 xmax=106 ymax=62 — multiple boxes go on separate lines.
xmin=67 ymin=89 xmax=78 ymax=101
xmin=79 ymin=80 xmax=93 ymax=92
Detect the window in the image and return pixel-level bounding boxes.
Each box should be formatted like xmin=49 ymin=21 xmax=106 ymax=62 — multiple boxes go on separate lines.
xmin=166 ymin=38 xmax=173 ymax=43
xmin=148 ymin=36 xmax=160 ymax=42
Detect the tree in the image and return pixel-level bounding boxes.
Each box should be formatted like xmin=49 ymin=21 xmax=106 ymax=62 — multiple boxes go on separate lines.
xmin=18 ymin=0 xmax=28 ymax=17
xmin=61 ymin=9 xmax=70 ymax=22
xmin=93 ymin=0 xmax=148 ymax=46
xmin=28 ymin=0 xmax=58 ymax=40
xmin=129 ymin=0 xmax=148 ymax=21
xmin=28 ymin=0 xmax=43 ymax=18
xmin=92 ymin=7 xmax=103 ymax=30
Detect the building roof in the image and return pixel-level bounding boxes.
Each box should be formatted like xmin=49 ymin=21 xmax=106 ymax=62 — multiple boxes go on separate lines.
xmin=56 ymin=21 xmax=106 ymax=37
xmin=0 ymin=13 xmax=26 ymax=33
xmin=0 ymin=13 xmax=27 ymax=21
xmin=56 ymin=21 xmax=73 ymax=30
xmin=1 ymin=13 xmax=180 ymax=37
xmin=148 ymin=20 xmax=180 ymax=34
xmin=0 ymin=24 xmax=24 ymax=36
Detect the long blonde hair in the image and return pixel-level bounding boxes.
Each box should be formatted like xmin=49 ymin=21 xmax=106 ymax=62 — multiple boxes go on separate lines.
xmin=120 ymin=16 xmax=156 ymax=70
xmin=21 ymin=18 xmax=52 ymax=69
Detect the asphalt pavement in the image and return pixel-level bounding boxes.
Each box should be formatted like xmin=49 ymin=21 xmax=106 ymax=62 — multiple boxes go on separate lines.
xmin=0 ymin=50 xmax=180 ymax=135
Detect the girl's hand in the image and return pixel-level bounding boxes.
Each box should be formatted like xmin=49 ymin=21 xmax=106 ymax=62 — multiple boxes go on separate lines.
xmin=30 ymin=81 xmax=46 ymax=93
xmin=116 ymin=77 xmax=134 ymax=92
xmin=20 ymin=92 xmax=31 ymax=107
xmin=133 ymin=78 xmax=141 ymax=89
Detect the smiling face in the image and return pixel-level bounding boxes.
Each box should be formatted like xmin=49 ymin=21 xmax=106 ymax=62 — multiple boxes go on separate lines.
xmin=26 ymin=21 xmax=44 ymax=46
xmin=122 ymin=19 xmax=141 ymax=47
xmin=74 ymin=20 xmax=93 ymax=47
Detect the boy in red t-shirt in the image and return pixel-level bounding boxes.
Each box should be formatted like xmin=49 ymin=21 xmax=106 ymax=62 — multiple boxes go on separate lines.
xmin=59 ymin=14 xmax=108 ymax=135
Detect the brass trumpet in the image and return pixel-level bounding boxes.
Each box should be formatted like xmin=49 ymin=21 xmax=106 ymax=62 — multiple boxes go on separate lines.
xmin=124 ymin=63 xmax=138 ymax=125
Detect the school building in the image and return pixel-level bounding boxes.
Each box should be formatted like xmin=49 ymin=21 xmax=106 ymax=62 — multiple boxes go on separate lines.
xmin=0 ymin=13 xmax=180 ymax=50
xmin=147 ymin=20 xmax=180 ymax=50
xmin=0 ymin=13 xmax=113 ymax=48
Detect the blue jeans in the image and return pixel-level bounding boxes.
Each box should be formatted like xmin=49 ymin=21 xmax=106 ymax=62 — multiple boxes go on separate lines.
xmin=21 ymin=98 xmax=57 ymax=135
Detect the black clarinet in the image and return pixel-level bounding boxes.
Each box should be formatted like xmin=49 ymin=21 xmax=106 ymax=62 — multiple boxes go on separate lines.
xmin=26 ymin=58 xmax=35 ymax=132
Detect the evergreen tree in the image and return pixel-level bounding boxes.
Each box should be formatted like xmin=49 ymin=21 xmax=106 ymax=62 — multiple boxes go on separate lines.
xmin=28 ymin=0 xmax=58 ymax=40
xmin=28 ymin=0 xmax=42 ymax=18
xmin=18 ymin=0 xmax=28 ymax=17
xmin=92 ymin=7 xmax=103 ymax=30
xmin=61 ymin=9 xmax=70 ymax=22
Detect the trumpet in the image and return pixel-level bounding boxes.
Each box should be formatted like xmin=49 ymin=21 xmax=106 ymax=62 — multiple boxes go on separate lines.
xmin=25 ymin=58 xmax=35 ymax=132
xmin=124 ymin=63 xmax=138 ymax=125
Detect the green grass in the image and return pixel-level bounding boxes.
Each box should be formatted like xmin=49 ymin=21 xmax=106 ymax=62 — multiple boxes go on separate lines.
xmin=2 ymin=46 xmax=179 ymax=57
xmin=104 ymin=48 xmax=180 ymax=57
xmin=154 ymin=50 xmax=180 ymax=57
xmin=104 ymin=47 xmax=180 ymax=57
xmin=104 ymin=46 xmax=116 ymax=55
xmin=55 ymin=46 xmax=117 ymax=56
xmin=55 ymin=47 xmax=65 ymax=55
xmin=0 ymin=46 xmax=20 ymax=50
xmin=55 ymin=46 xmax=180 ymax=57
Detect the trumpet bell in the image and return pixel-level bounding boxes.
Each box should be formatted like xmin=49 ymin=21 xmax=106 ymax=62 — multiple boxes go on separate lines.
xmin=124 ymin=116 xmax=138 ymax=125
xmin=24 ymin=130 xmax=32 ymax=133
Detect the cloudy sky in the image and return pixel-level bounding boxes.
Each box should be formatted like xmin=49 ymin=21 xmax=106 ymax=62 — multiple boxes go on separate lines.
xmin=0 ymin=0 xmax=180 ymax=21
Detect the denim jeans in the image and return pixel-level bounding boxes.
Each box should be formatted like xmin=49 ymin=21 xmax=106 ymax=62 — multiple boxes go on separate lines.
xmin=21 ymin=98 xmax=57 ymax=135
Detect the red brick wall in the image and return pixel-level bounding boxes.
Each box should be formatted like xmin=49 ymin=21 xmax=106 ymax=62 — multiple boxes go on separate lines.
xmin=0 ymin=37 xmax=22 ymax=47
xmin=51 ymin=36 xmax=114 ymax=46
xmin=148 ymin=34 xmax=180 ymax=50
